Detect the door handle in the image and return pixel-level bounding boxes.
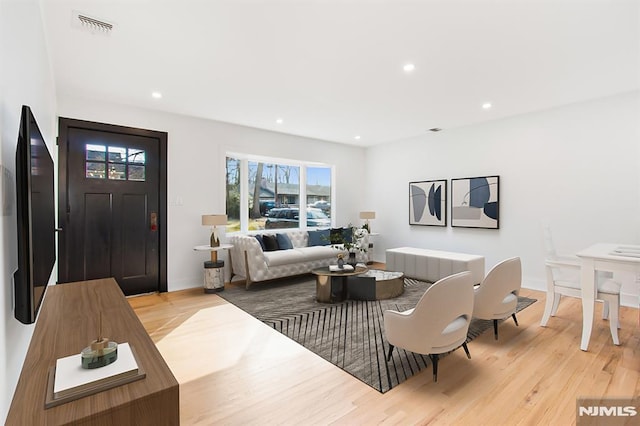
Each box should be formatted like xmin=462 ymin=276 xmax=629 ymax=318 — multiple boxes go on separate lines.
xmin=150 ymin=212 xmax=158 ymax=231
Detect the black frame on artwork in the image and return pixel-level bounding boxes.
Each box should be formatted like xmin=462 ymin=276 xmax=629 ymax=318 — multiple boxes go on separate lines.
xmin=450 ymin=175 xmax=500 ymax=229
xmin=409 ymin=179 xmax=447 ymax=227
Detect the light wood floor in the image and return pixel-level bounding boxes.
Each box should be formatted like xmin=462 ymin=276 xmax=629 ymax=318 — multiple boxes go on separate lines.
xmin=129 ymin=277 xmax=639 ymax=425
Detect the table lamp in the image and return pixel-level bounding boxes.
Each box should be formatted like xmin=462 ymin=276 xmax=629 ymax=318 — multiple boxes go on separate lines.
xmin=359 ymin=211 xmax=376 ymax=233
xmin=202 ymin=214 xmax=227 ymax=247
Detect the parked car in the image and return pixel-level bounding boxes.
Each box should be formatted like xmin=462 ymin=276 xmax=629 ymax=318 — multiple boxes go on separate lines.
xmin=308 ymin=200 xmax=331 ymax=214
xmin=265 ymin=207 xmax=330 ymax=229
xmin=259 ymin=200 xmax=277 ymax=216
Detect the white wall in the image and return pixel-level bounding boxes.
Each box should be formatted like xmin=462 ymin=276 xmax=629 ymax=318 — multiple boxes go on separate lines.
xmin=57 ymin=97 xmax=368 ymax=291
xmin=365 ymin=91 xmax=640 ymax=306
xmin=0 ymin=0 xmax=58 ymax=421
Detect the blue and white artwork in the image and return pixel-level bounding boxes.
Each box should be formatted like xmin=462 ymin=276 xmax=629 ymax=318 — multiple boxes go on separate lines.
xmin=451 ymin=176 xmax=499 ymax=229
xmin=409 ymin=180 xmax=447 ymax=226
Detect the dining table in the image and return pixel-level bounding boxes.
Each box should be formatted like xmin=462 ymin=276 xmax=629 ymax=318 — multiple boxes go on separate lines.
xmin=576 ymin=243 xmax=640 ymax=351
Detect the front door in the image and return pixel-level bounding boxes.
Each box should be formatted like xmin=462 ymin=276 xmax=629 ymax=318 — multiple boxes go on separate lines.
xmin=58 ymin=118 xmax=167 ymax=295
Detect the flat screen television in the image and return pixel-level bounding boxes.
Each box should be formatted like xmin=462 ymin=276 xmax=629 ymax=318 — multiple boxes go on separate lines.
xmin=14 ymin=105 xmax=56 ymax=324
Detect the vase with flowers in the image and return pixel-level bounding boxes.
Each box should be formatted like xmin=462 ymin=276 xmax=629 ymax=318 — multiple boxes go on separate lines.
xmin=330 ymin=225 xmax=367 ymax=268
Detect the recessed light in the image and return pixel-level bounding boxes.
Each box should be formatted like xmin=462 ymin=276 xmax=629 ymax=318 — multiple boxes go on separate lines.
xmin=403 ymin=63 xmax=416 ymax=72
xmin=482 ymin=102 xmax=492 ymax=109
xmin=354 ymin=135 xmax=361 ymax=140
xmin=276 ymin=118 xmax=283 ymax=124
xmin=151 ymin=91 xmax=162 ymax=99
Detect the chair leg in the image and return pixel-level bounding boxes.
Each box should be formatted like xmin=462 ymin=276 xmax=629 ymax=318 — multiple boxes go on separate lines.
xmin=551 ymin=293 xmax=561 ymax=316
xmin=602 ymin=300 xmax=610 ymax=320
xmin=493 ymin=319 xmax=499 ymax=340
xmin=386 ymin=344 xmax=394 ymax=362
xmin=608 ymin=296 xmax=620 ymax=345
xmin=429 ymin=354 xmax=439 ymax=382
xmin=541 ymin=292 xmax=557 ymax=327
xmin=512 ymin=313 xmax=519 ymax=327
xmin=462 ymin=342 xmax=471 ymax=359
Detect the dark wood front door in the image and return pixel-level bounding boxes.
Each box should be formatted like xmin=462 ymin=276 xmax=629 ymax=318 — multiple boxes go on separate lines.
xmin=58 ymin=118 xmax=167 ymax=295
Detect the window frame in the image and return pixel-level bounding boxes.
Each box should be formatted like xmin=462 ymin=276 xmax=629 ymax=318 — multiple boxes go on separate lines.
xmin=225 ymin=153 xmax=334 ymax=234
xmin=84 ymin=144 xmax=147 ymax=182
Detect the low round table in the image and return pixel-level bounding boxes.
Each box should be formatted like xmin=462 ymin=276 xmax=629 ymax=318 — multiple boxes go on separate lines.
xmin=312 ymin=265 xmax=368 ymax=303
xmin=349 ymin=269 xmax=405 ymax=300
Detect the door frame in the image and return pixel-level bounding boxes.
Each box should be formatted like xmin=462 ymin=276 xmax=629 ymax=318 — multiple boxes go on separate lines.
xmin=57 ymin=117 xmax=168 ymax=292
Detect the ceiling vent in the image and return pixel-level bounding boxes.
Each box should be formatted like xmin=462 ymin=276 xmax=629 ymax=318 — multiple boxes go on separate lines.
xmin=72 ymin=11 xmax=114 ymax=35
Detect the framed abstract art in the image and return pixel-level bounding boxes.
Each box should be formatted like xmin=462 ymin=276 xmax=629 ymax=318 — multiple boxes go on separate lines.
xmin=451 ymin=176 xmax=499 ymax=229
xmin=409 ymin=180 xmax=447 ymax=226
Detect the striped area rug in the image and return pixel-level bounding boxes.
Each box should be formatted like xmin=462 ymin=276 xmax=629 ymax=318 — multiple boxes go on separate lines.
xmin=220 ymin=276 xmax=536 ymax=393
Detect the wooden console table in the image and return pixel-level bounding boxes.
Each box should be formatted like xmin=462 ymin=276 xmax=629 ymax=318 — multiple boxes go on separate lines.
xmin=6 ymin=278 xmax=179 ymax=425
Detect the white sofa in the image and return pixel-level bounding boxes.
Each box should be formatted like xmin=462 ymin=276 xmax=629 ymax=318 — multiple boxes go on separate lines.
xmin=229 ymin=229 xmax=369 ymax=288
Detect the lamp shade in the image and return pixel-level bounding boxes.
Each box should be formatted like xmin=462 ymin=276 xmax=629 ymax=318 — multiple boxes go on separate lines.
xmin=359 ymin=211 xmax=376 ymax=220
xmin=202 ymin=214 xmax=227 ymax=226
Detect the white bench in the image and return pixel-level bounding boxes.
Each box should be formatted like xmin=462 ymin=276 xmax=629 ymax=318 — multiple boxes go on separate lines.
xmin=386 ymin=247 xmax=485 ymax=284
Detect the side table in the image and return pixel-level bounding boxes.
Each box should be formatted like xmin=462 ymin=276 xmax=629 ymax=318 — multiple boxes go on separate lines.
xmin=367 ymin=233 xmax=379 ymax=264
xmin=194 ymin=244 xmax=233 ymax=293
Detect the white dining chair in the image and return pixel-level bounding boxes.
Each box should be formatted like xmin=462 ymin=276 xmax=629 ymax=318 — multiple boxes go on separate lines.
xmin=540 ymin=226 xmax=621 ymax=345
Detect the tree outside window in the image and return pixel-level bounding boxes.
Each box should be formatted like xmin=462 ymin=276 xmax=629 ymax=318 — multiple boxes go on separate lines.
xmin=226 ymin=155 xmax=332 ymax=233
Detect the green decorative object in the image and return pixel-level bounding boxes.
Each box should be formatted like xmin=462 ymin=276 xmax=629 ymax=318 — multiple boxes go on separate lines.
xmin=81 ymin=340 xmax=118 ymax=369
xmin=80 ymin=312 xmax=119 ymax=369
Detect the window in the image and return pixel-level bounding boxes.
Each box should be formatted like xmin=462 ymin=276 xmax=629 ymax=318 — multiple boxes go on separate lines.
xmin=225 ymin=155 xmax=333 ymax=233
xmin=85 ymin=144 xmax=146 ymax=181
xmin=225 ymin=157 xmax=241 ymax=232
xmin=306 ymin=166 xmax=331 ymax=227
xmin=248 ymin=161 xmax=299 ymax=231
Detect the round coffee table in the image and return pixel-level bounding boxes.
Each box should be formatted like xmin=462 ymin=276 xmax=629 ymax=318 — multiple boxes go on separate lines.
xmin=312 ymin=265 xmax=368 ymax=303
xmin=349 ymin=269 xmax=405 ymax=300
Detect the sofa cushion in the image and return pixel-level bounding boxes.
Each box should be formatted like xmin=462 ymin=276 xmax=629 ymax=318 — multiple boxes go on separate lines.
xmin=329 ymin=227 xmax=354 ymax=244
xmin=330 ymin=227 xmax=343 ymax=244
xmin=262 ymin=234 xmax=279 ymax=251
xmin=254 ymin=235 xmax=266 ymax=251
xmin=301 ymin=245 xmax=339 ymax=261
xmin=308 ymin=229 xmax=330 ymax=246
xmin=263 ymin=248 xmax=307 ymax=266
xmin=276 ymin=233 xmax=293 ymax=250
xmin=342 ymin=227 xmax=353 ymax=243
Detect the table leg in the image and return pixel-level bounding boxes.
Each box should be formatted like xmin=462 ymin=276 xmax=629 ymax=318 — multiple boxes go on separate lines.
xmin=316 ymin=275 xmax=331 ymax=303
xmin=339 ymin=276 xmax=349 ymax=301
xmin=580 ymin=258 xmax=596 ymax=351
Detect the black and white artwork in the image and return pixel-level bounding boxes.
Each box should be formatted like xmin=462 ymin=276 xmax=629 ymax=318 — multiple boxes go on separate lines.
xmin=451 ymin=176 xmax=499 ymax=229
xmin=409 ymin=180 xmax=447 ymax=226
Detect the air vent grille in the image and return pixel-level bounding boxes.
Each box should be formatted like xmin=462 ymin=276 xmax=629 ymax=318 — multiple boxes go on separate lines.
xmin=72 ymin=11 xmax=114 ymax=34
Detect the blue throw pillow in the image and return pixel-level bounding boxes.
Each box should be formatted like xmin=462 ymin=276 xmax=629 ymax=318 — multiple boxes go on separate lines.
xmin=254 ymin=235 xmax=266 ymax=251
xmin=276 ymin=233 xmax=293 ymax=250
xmin=330 ymin=227 xmax=343 ymax=244
xmin=342 ymin=227 xmax=353 ymax=244
xmin=308 ymin=229 xmax=330 ymax=246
